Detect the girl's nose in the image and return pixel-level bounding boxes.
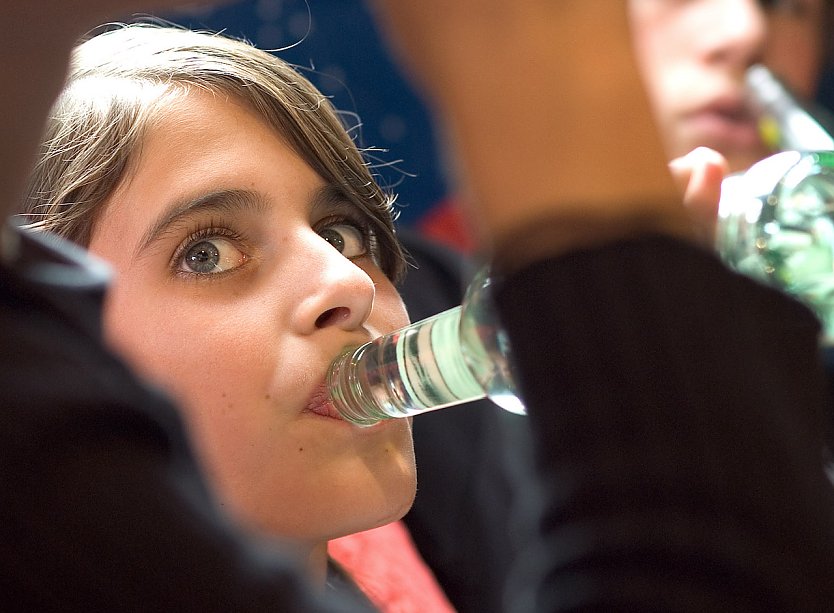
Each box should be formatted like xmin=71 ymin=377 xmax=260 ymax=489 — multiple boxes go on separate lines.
xmin=290 ymin=235 xmax=376 ymax=335
xmin=701 ymin=0 xmax=767 ymax=70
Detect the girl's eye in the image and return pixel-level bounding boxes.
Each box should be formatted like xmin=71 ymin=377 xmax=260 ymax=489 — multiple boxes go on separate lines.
xmin=179 ymin=237 xmax=247 ymax=274
xmin=319 ymin=222 xmax=368 ymax=259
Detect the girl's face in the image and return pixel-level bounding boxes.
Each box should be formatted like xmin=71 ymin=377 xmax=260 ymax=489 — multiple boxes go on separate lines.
xmin=630 ymin=0 xmax=827 ymax=173
xmin=89 ymin=90 xmax=416 ymax=547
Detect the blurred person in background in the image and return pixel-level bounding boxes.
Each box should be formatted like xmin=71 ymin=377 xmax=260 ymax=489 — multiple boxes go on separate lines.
xmin=397 ymin=2 xmax=834 ymax=612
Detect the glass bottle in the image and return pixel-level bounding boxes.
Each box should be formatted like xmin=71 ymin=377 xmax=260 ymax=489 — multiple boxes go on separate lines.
xmin=718 ymin=150 xmax=834 ymax=341
xmin=745 ymin=64 xmax=834 ymax=152
xmin=328 ymin=268 xmax=524 ymax=426
xmin=716 ymin=66 xmax=834 ymax=340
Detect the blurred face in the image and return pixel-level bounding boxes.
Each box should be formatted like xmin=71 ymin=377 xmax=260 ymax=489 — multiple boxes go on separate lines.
xmin=631 ymin=0 xmax=827 ymax=172
xmin=89 ymin=90 xmax=416 ymax=551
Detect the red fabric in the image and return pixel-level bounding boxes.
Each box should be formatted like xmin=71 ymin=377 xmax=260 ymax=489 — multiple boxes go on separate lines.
xmin=417 ymin=198 xmax=475 ymax=254
xmin=328 ymin=520 xmax=456 ymax=613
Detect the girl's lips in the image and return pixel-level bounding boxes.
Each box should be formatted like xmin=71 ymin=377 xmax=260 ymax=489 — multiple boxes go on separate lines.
xmin=682 ymin=95 xmax=764 ymax=150
xmin=684 ymin=107 xmax=763 ymax=151
xmin=305 ymin=383 xmax=344 ymax=420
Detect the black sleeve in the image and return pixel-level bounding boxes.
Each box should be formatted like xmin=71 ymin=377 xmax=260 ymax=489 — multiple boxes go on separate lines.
xmin=495 ymin=234 xmax=834 ymax=612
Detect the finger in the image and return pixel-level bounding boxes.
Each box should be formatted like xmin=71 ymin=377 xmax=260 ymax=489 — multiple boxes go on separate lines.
xmin=668 ymin=147 xmax=729 ymax=245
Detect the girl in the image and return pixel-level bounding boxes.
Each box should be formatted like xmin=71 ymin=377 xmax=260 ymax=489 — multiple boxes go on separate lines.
xmin=23 ymin=23 xmax=452 ymax=611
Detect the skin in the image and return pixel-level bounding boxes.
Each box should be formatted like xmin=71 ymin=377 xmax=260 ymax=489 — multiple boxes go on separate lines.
xmin=630 ymin=0 xmax=828 ymax=173
xmin=88 ymin=89 xmax=416 ymax=580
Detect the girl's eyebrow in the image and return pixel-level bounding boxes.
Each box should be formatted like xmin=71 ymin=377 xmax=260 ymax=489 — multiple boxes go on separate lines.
xmin=135 ymin=188 xmax=269 ymax=257
xmin=134 ymin=184 xmax=353 ymax=259
xmin=310 ymin=184 xmax=355 ymax=216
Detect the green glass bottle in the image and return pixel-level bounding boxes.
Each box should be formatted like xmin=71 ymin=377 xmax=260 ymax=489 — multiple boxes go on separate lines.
xmin=718 ymin=65 xmax=834 ymax=340
xmin=718 ymin=150 xmax=834 ymax=340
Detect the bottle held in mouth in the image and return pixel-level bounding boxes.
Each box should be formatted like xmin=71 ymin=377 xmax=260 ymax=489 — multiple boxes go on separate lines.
xmin=327 ymin=268 xmax=524 ymax=427
xmin=745 ymin=64 xmax=834 ymax=152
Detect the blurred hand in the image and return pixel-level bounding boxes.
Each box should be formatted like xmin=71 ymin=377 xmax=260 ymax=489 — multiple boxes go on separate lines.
xmin=367 ymin=1 xmax=689 ymax=260
xmin=367 ymin=2 xmax=633 ymax=106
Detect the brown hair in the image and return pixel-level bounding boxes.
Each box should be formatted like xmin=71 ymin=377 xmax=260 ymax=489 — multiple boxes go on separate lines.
xmin=21 ymin=23 xmax=406 ymax=282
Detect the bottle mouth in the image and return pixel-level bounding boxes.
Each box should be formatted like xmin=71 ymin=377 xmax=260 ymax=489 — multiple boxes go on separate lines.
xmin=326 ymin=344 xmax=385 ymax=427
xmin=745 ymin=64 xmax=834 ymax=152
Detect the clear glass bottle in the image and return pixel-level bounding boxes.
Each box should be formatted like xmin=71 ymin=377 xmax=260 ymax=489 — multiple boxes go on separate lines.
xmin=745 ymin=64 xmax=834 ymax=152
xmin=328 ymin=268 xmax=525 ymax=426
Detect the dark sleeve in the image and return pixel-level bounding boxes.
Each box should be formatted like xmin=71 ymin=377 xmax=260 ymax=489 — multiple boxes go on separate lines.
xmin=0 ymin=281 xmax=366 ymax=613
xmin=495 ymin=234 xmax=834 ymax=612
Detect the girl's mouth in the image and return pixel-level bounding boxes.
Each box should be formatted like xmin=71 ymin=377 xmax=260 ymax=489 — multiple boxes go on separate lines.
xmin=305 ymin=384 xmax=344 ymax=420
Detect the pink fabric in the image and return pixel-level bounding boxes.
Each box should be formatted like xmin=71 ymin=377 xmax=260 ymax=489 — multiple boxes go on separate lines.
xmin=328 ymin=520 xmax=456 ymax=612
